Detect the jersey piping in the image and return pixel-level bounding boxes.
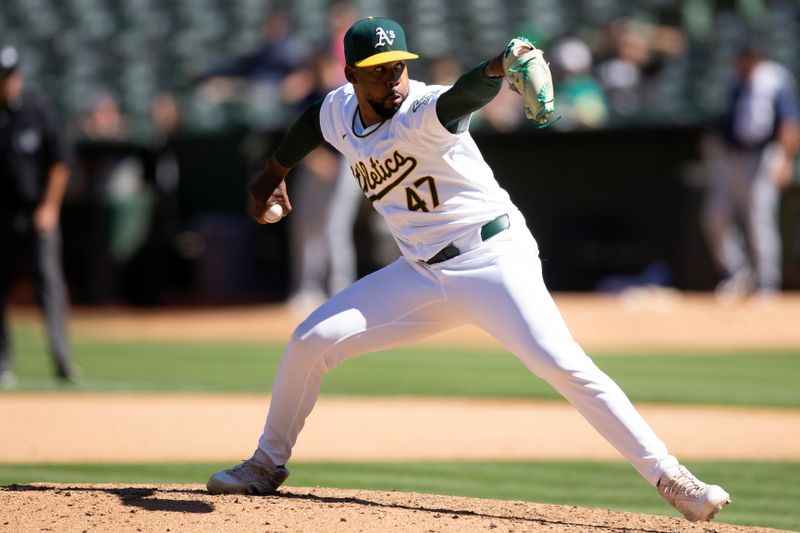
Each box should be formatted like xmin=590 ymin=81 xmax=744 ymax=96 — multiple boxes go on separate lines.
xmin=351 ymin=107 xmax=387 ymax=138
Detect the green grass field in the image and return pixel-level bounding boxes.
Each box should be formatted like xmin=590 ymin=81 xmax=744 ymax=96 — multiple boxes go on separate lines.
xmin=1 ymin=461 xmax=798 ymax=530
xmin=4 ymin=322 xmax=800 ymax=530
xmin=4 ymin=323 xmax=799 ymax=407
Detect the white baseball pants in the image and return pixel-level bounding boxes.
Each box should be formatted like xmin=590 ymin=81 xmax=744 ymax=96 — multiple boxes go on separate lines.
xmin=259 ymin=210 xmax=679 ymax=485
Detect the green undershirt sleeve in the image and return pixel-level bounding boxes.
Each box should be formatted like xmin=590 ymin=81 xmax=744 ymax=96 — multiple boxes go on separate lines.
xmin=436 ymin=61 xmax=503 ymax=133
xmin=273 ymin=99 xmax=325 ymax=168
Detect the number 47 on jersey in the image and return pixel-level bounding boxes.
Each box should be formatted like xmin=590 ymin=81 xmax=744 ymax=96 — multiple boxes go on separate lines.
xmin=406 ymin=175 xmax=439 ymax=211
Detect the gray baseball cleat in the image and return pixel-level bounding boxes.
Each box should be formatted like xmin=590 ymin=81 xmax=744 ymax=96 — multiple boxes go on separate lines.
xmin=207 ymin=448 xmax=289 ymax=495
xmin=657 ymin=465 xmax=730 ymax=521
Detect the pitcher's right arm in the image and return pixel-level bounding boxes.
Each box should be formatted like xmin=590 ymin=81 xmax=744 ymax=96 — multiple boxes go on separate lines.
xmin=249 ymin=100 xmax=325 ymax=223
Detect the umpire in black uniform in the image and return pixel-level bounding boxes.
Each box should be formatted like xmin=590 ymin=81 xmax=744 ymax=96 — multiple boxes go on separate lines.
xmin=0 ymin=46 xmax=76 ymax=387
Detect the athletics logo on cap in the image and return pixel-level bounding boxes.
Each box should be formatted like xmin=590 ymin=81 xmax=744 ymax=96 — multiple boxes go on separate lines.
xmin=344 ymin=17 xmax=419 ymax=67
xmin=374 ymin=27 xmax=396 ymax=47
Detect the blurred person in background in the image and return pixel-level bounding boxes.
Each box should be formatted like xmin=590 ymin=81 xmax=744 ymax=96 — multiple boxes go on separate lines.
xmin=147 ymin=92 xmax=181 ymax=211
xmin=701 ymin=43 xmax=800 ymax=299
xmin=80 ymin=90 xmax=131 ymax=141
xmin=73 ymin=89 xmax=147 ymax=304
xmin=78 ymin=91 xmax=182 ymax=307
xmin=550 ymin=37 xmax=608 ymax=130
xmin=121 ymin=91 xmax=184 ymax=307
xmin=0 ymin=45 xmax=77 ymax=387
xmin=195 ymin=8 xmax=309 ymax=84
xmin=594 ymin=17 xmax=686 ymax=123
xmin=193 ymin=8 xmax=309 ymax=113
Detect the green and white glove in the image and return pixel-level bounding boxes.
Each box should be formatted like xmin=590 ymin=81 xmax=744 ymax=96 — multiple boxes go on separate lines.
xmin=502 ymin=37 xmax=556 ymax=126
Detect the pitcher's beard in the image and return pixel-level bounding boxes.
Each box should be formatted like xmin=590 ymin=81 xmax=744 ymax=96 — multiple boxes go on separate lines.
xmin=367 ymin=96 xmax=402 ymax=119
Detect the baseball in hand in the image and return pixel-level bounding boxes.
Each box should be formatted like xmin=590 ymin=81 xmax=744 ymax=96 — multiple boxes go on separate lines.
xmin=261 ymin=204 xmax=284 ymax=223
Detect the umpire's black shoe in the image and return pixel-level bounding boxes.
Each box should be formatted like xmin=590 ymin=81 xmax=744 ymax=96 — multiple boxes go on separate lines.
xmin=56 ymin=364 xmax=82 ymax=385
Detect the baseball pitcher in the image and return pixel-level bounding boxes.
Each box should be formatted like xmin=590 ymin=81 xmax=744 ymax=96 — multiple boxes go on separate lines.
xmin=207 ymin=17 xmax=730 ymax=522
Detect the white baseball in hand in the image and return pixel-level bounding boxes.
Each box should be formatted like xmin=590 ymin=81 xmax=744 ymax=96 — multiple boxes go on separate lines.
xmin=261 ymin=203 xmax=284 ymax=223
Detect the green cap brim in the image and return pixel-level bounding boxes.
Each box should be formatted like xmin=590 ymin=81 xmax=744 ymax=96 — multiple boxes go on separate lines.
xmin=355 ymin=50 xmax=419 ymax=67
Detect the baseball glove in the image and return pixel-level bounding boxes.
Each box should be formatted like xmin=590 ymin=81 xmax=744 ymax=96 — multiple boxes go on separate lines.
xmin=502 ymin=37 xmax=556 ymax=126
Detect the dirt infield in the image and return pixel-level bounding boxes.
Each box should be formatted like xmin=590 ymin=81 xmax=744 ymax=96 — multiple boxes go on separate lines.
xmin=2 ymin=394 xmax=798 ymax=463
xmin=0 ymin=484 xmax=785 ymax=533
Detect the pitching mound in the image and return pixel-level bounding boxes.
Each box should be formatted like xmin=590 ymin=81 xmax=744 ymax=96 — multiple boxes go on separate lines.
xmin=0 ymin=483 xmax=781 ymax=533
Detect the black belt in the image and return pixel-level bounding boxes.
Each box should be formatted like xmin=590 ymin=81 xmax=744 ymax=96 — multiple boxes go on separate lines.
xmin=424 ymin=214 xmax=510 ymax=265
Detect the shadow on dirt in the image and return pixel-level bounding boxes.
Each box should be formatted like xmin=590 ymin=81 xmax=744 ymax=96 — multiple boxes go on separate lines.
xmin=3 ymin=484 xmax=213 ymax=514
xmin=275 ymin=489 xmax=667 ymax=533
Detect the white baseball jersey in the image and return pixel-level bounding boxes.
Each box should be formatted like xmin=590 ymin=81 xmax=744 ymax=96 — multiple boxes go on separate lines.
xmin=319 ymin=80 xmax=515 ymax=261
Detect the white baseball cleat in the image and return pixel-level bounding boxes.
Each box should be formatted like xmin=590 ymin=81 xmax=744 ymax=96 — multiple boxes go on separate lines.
xmin=207 ymin=448 xmax=289 ymax=495
xmin=657 ymin=465 xmax=730 ymax=521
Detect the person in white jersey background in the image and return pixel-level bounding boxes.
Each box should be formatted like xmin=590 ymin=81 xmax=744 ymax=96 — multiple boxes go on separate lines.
xmin=208 ymin=16 xmax=730 ymax=522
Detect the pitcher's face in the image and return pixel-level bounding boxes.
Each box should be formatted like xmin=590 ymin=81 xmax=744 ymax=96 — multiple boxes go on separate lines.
xmin=347 ymin=60 xmax=410 ymax=121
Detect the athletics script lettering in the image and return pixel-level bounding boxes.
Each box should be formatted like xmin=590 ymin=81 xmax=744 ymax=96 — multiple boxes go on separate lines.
xmin=350 ymin=150 xmax=417 ymax=202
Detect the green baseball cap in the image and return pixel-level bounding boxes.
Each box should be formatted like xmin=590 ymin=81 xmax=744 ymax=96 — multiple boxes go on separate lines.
xmin=344 ymin=16 xmax=419 ymax=67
